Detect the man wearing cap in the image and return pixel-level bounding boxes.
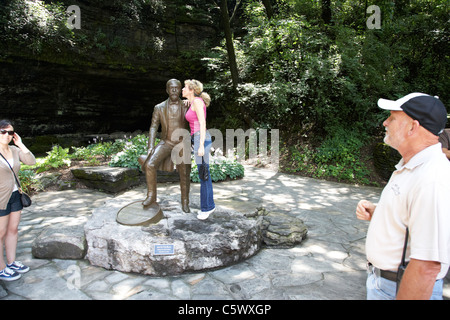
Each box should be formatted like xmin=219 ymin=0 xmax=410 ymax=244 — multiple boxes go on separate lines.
xmin=356 ymin=93 xmax=450 ymax=300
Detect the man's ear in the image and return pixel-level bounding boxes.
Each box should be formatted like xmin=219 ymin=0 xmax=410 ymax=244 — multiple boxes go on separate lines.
xmin=409 ymin=120 xmax=420 ymax=136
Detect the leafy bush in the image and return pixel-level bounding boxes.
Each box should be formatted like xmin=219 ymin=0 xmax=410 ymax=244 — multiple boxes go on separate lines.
xmin=190 ymin=154 xmax=245 ymax=183
xmin=109 ymin=134 xmax=149 ymax=169
xmin=71 ymin=138 xmax=125 ymax=164
xmin=283 ymin=144 xmax=315 ymax=175
xmin=314 ymin=128 xmax=370 ymax=183
xmin=18 ymin=169 xmax=42 ymax=194
xmin=33 ymin=145 xmax=71 ymax=173
xmin=283 ymin=127 xmax=371 ymax=184
xmin=70 ymin=146 xmax=101 ymax=165
xmin=19 ymin=145 xmax=72 ymax=192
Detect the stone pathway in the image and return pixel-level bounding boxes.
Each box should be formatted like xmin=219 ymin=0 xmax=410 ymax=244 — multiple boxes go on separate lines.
xmin=1 ymin=165 xmax=449 ymax=300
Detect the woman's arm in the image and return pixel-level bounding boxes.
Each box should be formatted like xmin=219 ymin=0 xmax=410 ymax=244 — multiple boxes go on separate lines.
xmin=13 ymin=133 xmax=36 ymax=165
xmin=193 ymin=99 xmax=206 ymax=156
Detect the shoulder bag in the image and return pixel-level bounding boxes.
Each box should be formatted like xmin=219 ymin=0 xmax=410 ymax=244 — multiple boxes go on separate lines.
xmin=0 ymin=152 xmax=32 ymax=207
xmin=396 ymin=227 xmax=409 ymax=293
xmin=198 ymin=156 xmax=210 ymax=181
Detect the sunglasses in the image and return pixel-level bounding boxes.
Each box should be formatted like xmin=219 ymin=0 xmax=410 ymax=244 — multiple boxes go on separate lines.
xmin=0 ymin=129 xmax=15 ymax=136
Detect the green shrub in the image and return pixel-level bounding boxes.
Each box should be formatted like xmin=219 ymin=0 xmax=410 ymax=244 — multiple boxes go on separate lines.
xmin=18 ymin=169 xmax=42 ymax=194
xmin=284 ymin=144 xmax=315 ymax=174
xmin=70 ymin=146 xmax=101 ymax=165
xmin=71 ymin=138 xmax=125 ymax=164
xmin=284 ymin=127 xmax=371 ymax=184
xmin=33 ymin=145 xmax=71 ymax=173
xmin=88 ymin=139 xmax=125 ymax=158
xmin=109 ymin=134 xmax=149 ymax=169
xmin=190 ymin=155 xmax=245 ymax=183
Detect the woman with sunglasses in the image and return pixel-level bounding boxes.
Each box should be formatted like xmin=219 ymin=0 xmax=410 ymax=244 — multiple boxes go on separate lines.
xmin=0 ymin=120 xmax=35 ymax=281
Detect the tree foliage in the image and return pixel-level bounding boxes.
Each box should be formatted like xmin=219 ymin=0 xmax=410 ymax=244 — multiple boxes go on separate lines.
xmin=204 ymin=0 xmax=448 ymax=183
xmin=1 ymin=0 xmax=448 ymax=184
xmin=207 ymin=0 xmax=449 ymax=138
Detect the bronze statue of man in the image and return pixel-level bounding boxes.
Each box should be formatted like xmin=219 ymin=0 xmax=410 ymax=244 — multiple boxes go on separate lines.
xmin=138 ymin=79 xmax=191 ymax=213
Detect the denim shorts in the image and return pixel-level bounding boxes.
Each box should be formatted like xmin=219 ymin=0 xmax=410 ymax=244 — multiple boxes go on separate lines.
xmin=0 ymin=191 xmax=23 ymax=217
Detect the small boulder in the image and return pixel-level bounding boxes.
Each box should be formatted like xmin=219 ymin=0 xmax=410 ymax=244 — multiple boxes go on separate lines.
xmin=250 ymin=207 xmax=308 ymax=248
xmin=35 ymin=172 xmax=62 ymax=189
xmin=32 ymin=224 xmax=87 ymax=259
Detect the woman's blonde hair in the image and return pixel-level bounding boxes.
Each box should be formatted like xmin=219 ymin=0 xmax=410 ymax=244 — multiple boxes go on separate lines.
xmin=185 ymin=79 xmax=211 ymax=107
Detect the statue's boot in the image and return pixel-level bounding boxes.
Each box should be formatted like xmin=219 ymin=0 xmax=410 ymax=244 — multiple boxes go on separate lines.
xmin=177 ymin=163 xmax=191 ymax=213
xmin=142 ymin=166 xmax=157 ymax=207
xmin=142 ymin=193 xmax=156 ymax=207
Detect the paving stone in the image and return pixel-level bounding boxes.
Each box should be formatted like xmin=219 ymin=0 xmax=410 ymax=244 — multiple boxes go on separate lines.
xmin=3 ymin=264 xmax=90 ymax=300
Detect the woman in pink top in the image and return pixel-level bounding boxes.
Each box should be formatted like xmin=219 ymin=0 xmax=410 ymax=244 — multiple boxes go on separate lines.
xmin=182 ymin=80 xmax=215 ymax=220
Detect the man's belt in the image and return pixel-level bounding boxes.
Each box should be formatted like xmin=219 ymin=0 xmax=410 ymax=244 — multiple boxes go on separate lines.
xmin=367 ymin=262 xmax=398 ymax=282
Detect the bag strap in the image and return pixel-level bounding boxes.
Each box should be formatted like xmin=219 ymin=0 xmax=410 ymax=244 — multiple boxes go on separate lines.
xmin=0 ymin=152 xmax=23 ymax=191
xmin=400 ymin=227 xmax=409 ymax=267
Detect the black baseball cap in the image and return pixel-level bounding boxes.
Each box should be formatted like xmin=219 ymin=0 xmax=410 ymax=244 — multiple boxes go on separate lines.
xmin=378 ymin=93 xmax=447 ymax=136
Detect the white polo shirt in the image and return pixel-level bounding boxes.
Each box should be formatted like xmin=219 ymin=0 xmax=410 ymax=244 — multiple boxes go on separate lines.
xmin=366 ymin=143 xmax=450 ymax=279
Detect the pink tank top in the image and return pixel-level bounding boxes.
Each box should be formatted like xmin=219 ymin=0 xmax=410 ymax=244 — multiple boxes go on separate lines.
xmin=185 ymin=97 xmax=207 ymax=135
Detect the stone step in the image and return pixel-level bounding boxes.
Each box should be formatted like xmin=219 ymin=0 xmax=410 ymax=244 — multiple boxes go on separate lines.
xmin=71 ymin=166 xmax=142 ymax=193
xmin=71 ymin=166 xmax=181 ymax=193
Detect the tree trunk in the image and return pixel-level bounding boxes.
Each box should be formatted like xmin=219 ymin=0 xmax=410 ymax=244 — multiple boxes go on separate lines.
xmin=219 ymin=0 xmax=239 ymax=89
xmin=261 ymin=0 xmax=274 ymax=20
xmin=321 ymin=0 xmax=331 ymax=25
xmin=219 ymin=0 xmax=253 ymax=127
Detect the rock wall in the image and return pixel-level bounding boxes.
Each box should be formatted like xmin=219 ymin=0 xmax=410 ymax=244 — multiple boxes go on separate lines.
xmin=0 ymin=0 xmax=221 ymax=136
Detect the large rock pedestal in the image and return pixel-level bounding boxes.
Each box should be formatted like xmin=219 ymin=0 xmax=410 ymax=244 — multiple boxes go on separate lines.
xmin=84 ymin=196 xmax=263 ymax=276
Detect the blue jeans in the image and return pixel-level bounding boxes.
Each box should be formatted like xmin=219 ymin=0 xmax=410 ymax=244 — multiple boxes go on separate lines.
xmin=366 ymin=272 xmax=444 ymax=300
xmin=192 ymin=131 xmax=215 ymax=212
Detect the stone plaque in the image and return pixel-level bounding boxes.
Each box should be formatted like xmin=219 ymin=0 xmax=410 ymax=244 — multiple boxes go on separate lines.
xmin=116 ymin=201 xmax=163 ymax=226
